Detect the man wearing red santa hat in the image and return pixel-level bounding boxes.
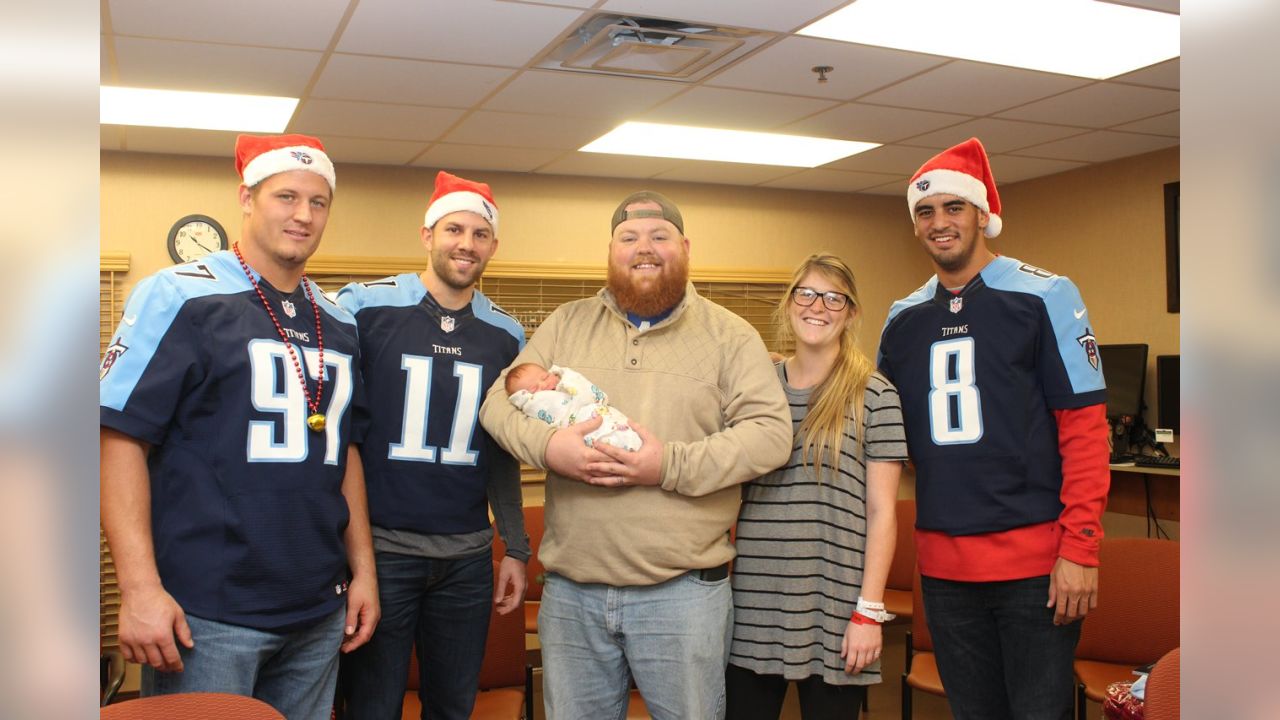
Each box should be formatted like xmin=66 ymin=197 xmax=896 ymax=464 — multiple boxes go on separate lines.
xmin=877 ymin=138 xmax=1110 ymax=719
xmin=101 ymin=133 xmax=378 ymax=720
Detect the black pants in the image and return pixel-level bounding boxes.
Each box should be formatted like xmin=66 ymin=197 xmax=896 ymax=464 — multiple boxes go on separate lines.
xmin=725 ymin=664 xmax=867 ymax=720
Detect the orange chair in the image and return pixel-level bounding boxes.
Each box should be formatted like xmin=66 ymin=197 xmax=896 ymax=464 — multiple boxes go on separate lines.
xmin=883 ymin=499 xmax=917 ymax=622
xmin=402 ymin=562 xmax=532 ymax=720
xmin=1073 ymin=538 xmax=1180 ymax=720
xmin=1143 ymin=647 xmax=1180 ymax=720
xmin=493 ymin=504 xmax=545 ymax=636
xmin=901 ymin=573 xmax=945 ymax=720
xmin=101 ymin=692 xmax=284 ymax=719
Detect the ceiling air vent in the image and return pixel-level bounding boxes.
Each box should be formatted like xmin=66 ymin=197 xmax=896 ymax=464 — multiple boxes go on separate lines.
xmin=536 ymin=14 xmax=774 ymax=82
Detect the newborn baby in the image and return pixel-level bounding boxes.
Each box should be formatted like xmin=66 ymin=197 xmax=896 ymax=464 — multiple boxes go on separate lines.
xmin=504 ymin=363 xmax=642 ymax=451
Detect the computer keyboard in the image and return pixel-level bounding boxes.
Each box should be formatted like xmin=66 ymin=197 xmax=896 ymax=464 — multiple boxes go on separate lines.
xmin=1133 ymin=455 xmax=1180 ymax=469
xmin=1109 ymin=453 xmax=1136 ymax=464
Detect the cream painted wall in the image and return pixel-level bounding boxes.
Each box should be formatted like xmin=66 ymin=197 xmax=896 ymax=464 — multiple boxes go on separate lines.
xmin=101 ymin=150 xmax=930 ymax=357
xmin=999 ymin=147 xmax=1180 ymax=430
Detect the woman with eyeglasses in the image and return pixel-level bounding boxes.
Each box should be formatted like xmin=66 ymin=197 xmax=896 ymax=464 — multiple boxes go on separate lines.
xmin=726 ymin=253 xmax=908 ymax=720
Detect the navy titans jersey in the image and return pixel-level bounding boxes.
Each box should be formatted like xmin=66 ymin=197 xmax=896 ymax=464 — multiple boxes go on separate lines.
xmin=877 ymin=256 xmax=1106 ymax=536
xmin=337 ymin=274 xmax=524 ymax=536
xmin=100 ymin=250 xmax=366 ymax=632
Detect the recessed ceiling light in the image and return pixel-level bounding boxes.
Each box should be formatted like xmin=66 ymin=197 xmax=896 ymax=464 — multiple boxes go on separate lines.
xmin=100 ymin=87 xmax=299 ymax=132
xmin=799 ymin=0 xmax=1179 ymax=79
xmin=580 ymin=122 xmax=879 ymax=167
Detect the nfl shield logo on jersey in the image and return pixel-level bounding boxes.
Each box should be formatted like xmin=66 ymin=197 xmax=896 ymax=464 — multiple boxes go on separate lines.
xmin=441 ymin=315 xmax=456 ymax=333
xmin=282 ymin=299 xmax=297 ymax=318
xmin=949 ymin=296 xmax=963 ymax=314
xmin=1077 ymin=330 xmax=1100 ymax=370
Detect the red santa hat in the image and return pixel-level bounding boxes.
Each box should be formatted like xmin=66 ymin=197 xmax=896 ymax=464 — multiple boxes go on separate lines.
xmin=235 ymin=133 xmax=335 ymax=191
xmin=907 ymin=137 xmax=1002 ymax=238
xmin=424 ymin=171 xmax=499 ymax=235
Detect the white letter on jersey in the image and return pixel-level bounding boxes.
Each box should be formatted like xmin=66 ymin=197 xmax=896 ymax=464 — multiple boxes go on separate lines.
xmin=928 ymin=337 xmax=983 ymax=445
xmin=389 ymin=356 xmax=482 ymax=466
xmin=247 ymin=340 xmax=354 ymax=465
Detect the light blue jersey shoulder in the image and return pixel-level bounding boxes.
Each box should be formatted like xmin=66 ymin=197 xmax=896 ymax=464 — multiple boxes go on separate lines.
xmin=877 ymin=277 xmax=938 ymax=366
xmin=982 ymin=256 xmax=1104 ymax=395
xmin=471 ymin=289 xmax=526 ymax=349
xmin=336 ymin=272 xmax=426 ymax=314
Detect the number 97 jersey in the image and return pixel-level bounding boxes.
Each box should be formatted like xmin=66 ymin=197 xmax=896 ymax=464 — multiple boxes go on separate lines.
xmin=338 ymin=273 xmax=524 ymax=538
xmin=876 ymin=256 xmax=1106 ymax=537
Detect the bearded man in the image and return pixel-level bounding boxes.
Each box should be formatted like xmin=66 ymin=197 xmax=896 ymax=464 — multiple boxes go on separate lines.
xmin=480 ymin=190 xmax=791 ymax=720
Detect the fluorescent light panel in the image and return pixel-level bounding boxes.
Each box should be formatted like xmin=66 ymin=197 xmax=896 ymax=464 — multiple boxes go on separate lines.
xmin=100 ymin=87 xmax=298 ymax=132
xmin=580 ymin=122 xmax=879 ymax=167
xmin=799 ymin=0 xmax=1179 ymax=79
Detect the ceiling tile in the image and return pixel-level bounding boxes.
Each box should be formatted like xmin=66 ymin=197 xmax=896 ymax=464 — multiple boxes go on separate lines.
xmin=904 ymin=118 xmax=1089 ymax=153
xmin=412 ymin=144 xmax=566 ymax=174
xmin=1099 ymin=0 xmax=1179 ymax=13
xmin=986 ymin=154 xmax=1089 ymax=184
xmin=651 ymin=161 xmax=796 ymax=186
xmin=535 ymin=152 xmax=679 ymax=179
xmin=119 ymin=127 xmax=242 ymax=157
xmin=996 ymin=83 xmax=1180 ymax=128
xmin=707 ymin=37 xmax=947 ymax=101
xmin=640 ymin=87 xmax=837 ymax=130
xmin=112 ymin=38 xmax=321 ymax=96
xmin=822 ymin=144 xmax=938 ymax=174
xmin=312 ymin=55 xmax=515 ymax=108
xmin=443 ymin=111 xmax=618 ymax=150
xmin=1113 ymin=111 xmax=1179 ymax=137
xmin=1111 ymin=58 xmax=1179 ymax=90
xmin=858 ymin=61 xmax=1089 ymax=115
xmin=108 ymin=0 xmax=350 ymax=51
xmin=290 ymin=100 xmax=464 ymax=142
xmin=483 ymin=70 xmax=685 ymax=118
xmin=599 ymin=0 xmax=848 ymax=32
xmin=1006 ymin=131 xmax=1178 ymax=163
xmin=319 ymin=137 xmax=430 ymax=166
xmin=337 ymin=0 xmax=584 ymax=66
xmin=782 ymin=102 xmax=968 ymax=143
xmin=761 ymin=169 xmax=899 ymax=193
xmin=857 ymin=179 xmax=908 ymax=196
xmin=101 ymin=35 xmax=116 ymax=84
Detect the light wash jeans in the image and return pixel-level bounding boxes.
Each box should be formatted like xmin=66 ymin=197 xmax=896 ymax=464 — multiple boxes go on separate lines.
xmin=142 ymin=605 xmax=345 ymax=720
xmin=539 ymin=570 xmax=733 ymax=720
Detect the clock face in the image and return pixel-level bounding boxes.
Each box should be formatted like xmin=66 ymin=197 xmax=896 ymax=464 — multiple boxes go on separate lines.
xmin=167 ymin=214 xmax=228 ymax=264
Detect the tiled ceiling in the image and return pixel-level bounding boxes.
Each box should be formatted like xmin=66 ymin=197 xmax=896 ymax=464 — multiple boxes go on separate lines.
xmin=101 ymin=0 xmax=1180 ymax=195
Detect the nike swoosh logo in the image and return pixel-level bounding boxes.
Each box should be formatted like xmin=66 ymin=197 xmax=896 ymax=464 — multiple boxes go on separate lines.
xmin=1073 ymin=308 xmax=1086 ymax=319
xmin=123 ymin=314 xmax=138 ymax=326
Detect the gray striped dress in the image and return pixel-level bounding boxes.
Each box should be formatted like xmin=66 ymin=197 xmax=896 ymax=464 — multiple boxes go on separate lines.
xmin=729 ymin=365 xmax=908 ymax=685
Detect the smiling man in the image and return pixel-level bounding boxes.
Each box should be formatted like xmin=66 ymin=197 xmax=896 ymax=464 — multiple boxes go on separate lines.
xmin=335 ymin=171 xmax=529 ymax=720
xmin=479 ymin=190 xmax=791 ymax=720
xmin=100 ymin=133 xmax=377 ymax=720
xmin=876 ymin=138 xmax=1111 ymax=720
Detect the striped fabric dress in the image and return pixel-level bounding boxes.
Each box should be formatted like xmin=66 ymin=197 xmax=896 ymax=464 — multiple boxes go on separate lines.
xmin=729 ymin=365 xmax=908 ymax=685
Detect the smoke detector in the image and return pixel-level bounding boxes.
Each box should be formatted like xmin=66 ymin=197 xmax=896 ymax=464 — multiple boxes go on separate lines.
xmin=536 ymin=14 xmax=774 ymax=82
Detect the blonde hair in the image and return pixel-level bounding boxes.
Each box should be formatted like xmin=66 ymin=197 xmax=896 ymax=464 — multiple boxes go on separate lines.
xmin=775 ymin=253 xmax=877 ymax=481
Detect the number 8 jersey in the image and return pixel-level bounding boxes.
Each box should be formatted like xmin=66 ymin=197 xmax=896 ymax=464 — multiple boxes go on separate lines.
xmin=337 ymin=273 xmax=524 ymax=537
xmin=99 ymin=250 xmax=366 ymax=632
xmin=877 ymin=255 xmax=1106 ymax=537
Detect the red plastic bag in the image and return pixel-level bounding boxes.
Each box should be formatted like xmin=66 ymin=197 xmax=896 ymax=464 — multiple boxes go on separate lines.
xmin=1102 ymin=681 xmax=1144 ymax=720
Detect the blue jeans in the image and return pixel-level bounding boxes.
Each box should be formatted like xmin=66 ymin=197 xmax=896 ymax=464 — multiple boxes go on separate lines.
xmin=340 ymin=550 xmax=493 ymax=720
xmin=142 ymin=606 xmax=345 ymax=720
xmin=539 ymin=570 xmax=733 ymax=720
xmin=921 ymin=575 xmax=1081 ymax=720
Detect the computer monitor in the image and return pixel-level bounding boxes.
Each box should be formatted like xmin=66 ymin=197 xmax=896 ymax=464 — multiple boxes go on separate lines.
xmin=1098 ymin=343 xmax=1148 ymax=420
xmin=1156 ymin=354 xmax=1179 ymax=433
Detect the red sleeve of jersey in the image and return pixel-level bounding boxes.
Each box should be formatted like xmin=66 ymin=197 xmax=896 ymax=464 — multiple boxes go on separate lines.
xmin=1053 ymin=403 xmax=1110 ymax=566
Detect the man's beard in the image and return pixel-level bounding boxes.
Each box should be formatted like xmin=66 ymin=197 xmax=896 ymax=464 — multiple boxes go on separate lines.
xmin=607 ymin=252 xmax=689 ymax=317
xmin=430 ymin=246 xmax=487 ymax=291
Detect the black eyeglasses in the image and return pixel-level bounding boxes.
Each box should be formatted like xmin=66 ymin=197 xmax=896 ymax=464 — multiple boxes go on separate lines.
xmin=791 ymin=286 xmax=852 ymax=311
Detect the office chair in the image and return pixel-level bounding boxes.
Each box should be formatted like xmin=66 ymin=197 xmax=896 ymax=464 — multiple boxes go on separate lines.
xmin=100 ymin=692 xmax=284 ymax=719
xmin=1143 ymin=647 xmax=1180 ymax=720
xmin=1073 ymin=538 xmax=1180 ymax=720
xmin=883 ymin=498 xmax=917 ymax=622
xmin=901 ymin=573 xmax=945 ymax=720
xmin=493 ymin=504 xmax=546 ymax=637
